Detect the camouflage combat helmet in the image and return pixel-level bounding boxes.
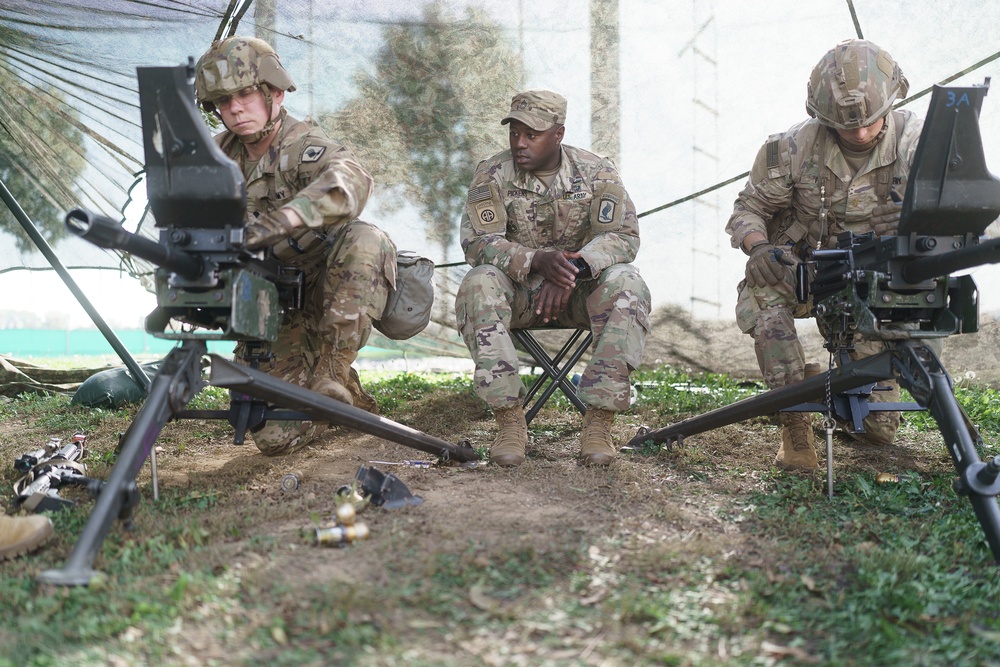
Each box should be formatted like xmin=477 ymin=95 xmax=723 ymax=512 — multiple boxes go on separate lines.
xmin=195 ymin=36 xmax=296 ymax=143
xmin=195 ymin=36 xmax=296 ymax=104
xmin=806 ymin=39 xmax=908 ymax=130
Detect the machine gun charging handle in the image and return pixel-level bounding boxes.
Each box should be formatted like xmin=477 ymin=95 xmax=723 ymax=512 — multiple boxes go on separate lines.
xmin=796 ymin=261 xmax=809 ymax=303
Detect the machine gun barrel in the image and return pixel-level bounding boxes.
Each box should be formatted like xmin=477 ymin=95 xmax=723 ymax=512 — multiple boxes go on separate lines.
xmin=901 ymin=235 xmax=1000 ymax=284
xmin=65 ymin=208 xmax=203 ymax=280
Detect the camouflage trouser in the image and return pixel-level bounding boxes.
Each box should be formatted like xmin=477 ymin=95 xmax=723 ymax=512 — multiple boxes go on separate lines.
xmin=455 ymin=263 xmax=650 ymax=412
xmin=244 ymin=221 xmax=396 ymax=455
xmin=735 ymin=277 xmax=900 ymax=446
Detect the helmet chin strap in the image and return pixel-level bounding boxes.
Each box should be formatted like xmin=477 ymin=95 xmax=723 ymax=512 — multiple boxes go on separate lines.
xmin=835 ymin=116 xmax=889 ymax=152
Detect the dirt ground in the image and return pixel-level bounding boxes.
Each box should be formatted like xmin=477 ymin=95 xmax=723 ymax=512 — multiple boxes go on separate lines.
xmin=13 ymin=305 xmax=1000 ymax=663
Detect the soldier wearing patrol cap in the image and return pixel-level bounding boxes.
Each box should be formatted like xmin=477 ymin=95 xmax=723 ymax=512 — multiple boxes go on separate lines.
xmin=195 ymin=36 xmax=398 ymax=455
xmin=726 ymin=39 xmax=923 ymax=471
xmin=455 ymin=89 xmax=651 ymax=467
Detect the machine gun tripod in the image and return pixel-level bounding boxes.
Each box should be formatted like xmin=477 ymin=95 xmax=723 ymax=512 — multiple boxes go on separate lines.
xmin=176 ymin=341 xmax=312 ymax=446
xmin=629 ymin=342 xmax=1000 ymax=561
xmin=783 ymin=347 xmax=924 ymax=436
xmin=629 ymin=80 xmax=1000 ymax=564
xmin=38 ymin=337 xmax=477 ymax=587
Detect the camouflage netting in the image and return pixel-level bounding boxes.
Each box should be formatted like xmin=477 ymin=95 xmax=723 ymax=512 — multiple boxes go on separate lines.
xmin=3 ymin=1 xmax=1000 ymax=368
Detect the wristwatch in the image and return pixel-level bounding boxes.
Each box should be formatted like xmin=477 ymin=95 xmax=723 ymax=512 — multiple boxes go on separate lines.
xmin=570 ymin=257 xmax=591 ymax=279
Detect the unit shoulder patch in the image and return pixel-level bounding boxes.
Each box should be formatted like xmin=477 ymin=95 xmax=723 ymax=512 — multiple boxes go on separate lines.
xmin=301 ymin=145 xmax=327 ymax=163
xmin=591 ymin=182 xmax=626 ymax=232
xmin=467 ymin=182 xmax=508 ymax=233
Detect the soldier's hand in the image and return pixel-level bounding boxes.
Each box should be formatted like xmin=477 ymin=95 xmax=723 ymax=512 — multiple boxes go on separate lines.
xmin=244 ymin=211 xmax=297 ymax=250
xmin=745 ymin=243 xmax=797 ymax=288
xmin=531 ymin=250 xmax=581 ymax=290
xmin=535 ymin=280 xmax=572 ymax=323
xmin=870 ymin=201 xmax=902 ymax=236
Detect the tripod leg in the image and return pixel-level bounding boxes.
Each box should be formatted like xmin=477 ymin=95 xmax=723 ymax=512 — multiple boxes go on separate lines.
xmin=209 ymin=354 xmax=480 ymax=463
xmin=231 ymin=392 xmax=254 ymax=444
xmin=37 ymin=342 xmax=205 ymax=586
xmin=969 ymin=495 xmax=1000 ymax=561
xmin=923 ymin=369 xmax=1000 ymax=562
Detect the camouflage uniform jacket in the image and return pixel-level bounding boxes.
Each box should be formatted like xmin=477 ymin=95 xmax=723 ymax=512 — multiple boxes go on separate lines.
xmin=725 ymin=110 xmax=923 ymax=252
xmin=216 ymin=113 xmax=374 ymax=268
xmin=460 ymin=145 xmax=640 ymax=283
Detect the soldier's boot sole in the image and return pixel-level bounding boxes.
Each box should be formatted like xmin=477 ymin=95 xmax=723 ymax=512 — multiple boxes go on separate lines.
xmin=0 ymin=515 xmax=54 ymax=561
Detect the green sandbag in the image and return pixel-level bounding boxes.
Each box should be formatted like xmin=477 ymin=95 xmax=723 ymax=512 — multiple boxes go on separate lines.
xmin=71 ymin=361 xmax=163 ymax=408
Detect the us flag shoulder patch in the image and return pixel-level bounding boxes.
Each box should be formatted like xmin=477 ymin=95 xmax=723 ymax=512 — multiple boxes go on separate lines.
xmin=468 ymin=184 xmax=491 ymax=204
xmin=766 ymin=140 xmax=780 ymax=169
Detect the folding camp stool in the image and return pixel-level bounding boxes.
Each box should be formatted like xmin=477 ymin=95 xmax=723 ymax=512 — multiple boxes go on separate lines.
xmin=511 ymin=327 xmax=594 ymax=424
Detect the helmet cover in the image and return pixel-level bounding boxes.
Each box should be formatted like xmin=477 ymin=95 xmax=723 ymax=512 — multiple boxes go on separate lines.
xmin=806 ymin=39 xmax=908 ymax=129
xmin=194 ymin=36 xmax=296 ymax=105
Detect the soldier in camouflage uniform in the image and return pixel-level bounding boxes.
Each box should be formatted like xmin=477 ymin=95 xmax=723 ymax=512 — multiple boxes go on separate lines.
xmin=195 ymin=36 xmax=397 ymax=456
xmin=455 ymin=90 xmax=650 ymax=467
xmin=726 ymin=40 xmax=922 ymax=471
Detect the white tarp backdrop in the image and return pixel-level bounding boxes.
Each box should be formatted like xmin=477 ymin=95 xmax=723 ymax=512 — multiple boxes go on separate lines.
xmin=2 ymin=0 xmax=1000 ymax=346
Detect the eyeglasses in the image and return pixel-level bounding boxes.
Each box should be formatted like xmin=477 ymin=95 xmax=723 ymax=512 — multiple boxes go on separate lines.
xmin=209 ymin=85 xmax=261 ymax=111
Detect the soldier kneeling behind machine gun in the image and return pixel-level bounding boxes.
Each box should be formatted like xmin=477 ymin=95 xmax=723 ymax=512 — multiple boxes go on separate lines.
xmin=36 ymin=60 xmax=477 ymax=587
xmin=628 ymin=78 xmax=1000 ymax=564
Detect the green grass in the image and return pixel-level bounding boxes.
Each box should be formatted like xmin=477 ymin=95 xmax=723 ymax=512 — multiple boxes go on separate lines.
xmin=903 ymin=382 xmax=1000 ymax=435
xmin=590 ymin=469 xmax=1000 ymax=665
xmin=630 ymin=366 xmax=761 ymax=414
xmin=518 ymin=365 xmax=759 ymax=419
xmin=734 ymin=472 xmax=1000 ymax=664
xmin=365 ymin=371 xmax=472 ymax=413
xmin=2 ymin=365 xmax=1000 ymax=665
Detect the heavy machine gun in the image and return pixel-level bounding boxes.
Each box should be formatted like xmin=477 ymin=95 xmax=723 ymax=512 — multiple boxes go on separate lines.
xmin=628 ymin=80 xmax=1000 ymax=563
xmin=38 ymin=61 xmax=478 ymax=587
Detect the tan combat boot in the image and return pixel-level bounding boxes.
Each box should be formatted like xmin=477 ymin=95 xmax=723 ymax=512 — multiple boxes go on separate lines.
xmin=345 ymin=366 xmax=379 ymax=414
xmin=331 ymin=347 xmax=378 ymax=413
xmin=580 ymin=408 xmax=616 ymax=466
xmin=310 ymin=346 xmax=354 ymax=406
xmin=491 ymin=405 xmax=528 ymax=467
xmin=0 ymin=515 xmax=54 ymax=561
xmin=774 ymin=412 xmax=818 ymax=471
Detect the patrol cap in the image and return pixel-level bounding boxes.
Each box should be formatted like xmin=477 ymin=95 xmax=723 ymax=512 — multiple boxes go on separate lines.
xmin=501 ymin=89 xmax=567 ymax=131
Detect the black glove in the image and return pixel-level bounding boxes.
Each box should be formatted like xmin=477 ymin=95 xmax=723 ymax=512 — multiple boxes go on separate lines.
xmin=745 ymin=242 xmax=798 ymax=288
xmin=244 ymin=211 xmax=296 ymax=250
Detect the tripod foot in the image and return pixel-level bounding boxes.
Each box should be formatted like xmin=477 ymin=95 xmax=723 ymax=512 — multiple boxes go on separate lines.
xmin=37 ymin=566 xmax=102 ymax=587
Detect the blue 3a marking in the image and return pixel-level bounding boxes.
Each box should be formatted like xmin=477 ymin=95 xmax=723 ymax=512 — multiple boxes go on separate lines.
xmin=947 ymin=91 xmax=971 ymax=107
